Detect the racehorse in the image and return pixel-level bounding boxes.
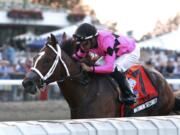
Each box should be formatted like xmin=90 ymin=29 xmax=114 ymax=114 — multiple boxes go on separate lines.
xmin=22 ymin=34 xmax=180 ymax=119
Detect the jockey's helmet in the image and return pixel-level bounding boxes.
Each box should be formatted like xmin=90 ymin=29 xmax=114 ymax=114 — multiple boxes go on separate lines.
xmin=73 ymin=23 xmax=98 ymax=44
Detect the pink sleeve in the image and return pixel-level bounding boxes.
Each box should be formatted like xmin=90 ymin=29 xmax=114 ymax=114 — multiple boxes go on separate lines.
xmin=90 ymin=37 xmax=115 ymax=73
xmin=92 ymin=53 xmax=116 ymax=73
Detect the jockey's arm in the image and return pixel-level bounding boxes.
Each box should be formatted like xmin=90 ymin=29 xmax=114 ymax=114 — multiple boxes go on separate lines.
xmin=89 ymin=36 xmax=116 ymax=73
xmin=90 ymin=53 xmax=116 ymax=73
xmin=88 ymin=52 xmax=101 ymax=63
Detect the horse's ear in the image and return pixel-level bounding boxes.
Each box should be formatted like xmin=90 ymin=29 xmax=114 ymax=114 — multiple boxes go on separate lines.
xmin=62 ymin=32 xmax=67 ymax=41
xmin=47 ymin=36 xmax=51 ymax=44
xmin=50 ymin=34 xmax=57 ymax=45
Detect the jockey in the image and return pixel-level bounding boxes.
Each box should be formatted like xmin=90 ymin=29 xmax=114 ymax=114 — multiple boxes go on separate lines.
xmin=72 ymin=23 xmax=140 ymax=105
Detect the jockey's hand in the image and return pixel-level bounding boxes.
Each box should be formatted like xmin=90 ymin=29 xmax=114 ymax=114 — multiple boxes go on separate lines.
xmin=81 ymin=63 xmax=91 ymax=72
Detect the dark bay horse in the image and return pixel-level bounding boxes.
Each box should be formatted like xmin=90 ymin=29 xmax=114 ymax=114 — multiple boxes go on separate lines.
xmin=22 ymin=34 xmax=180 ymax=119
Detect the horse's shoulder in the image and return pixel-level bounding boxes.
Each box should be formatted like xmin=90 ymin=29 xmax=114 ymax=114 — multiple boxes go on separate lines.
xmin=87 ymin=73 xmax=119 ymax=90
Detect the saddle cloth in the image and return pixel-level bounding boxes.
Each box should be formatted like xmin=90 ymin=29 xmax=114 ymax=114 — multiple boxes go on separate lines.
xmin=121 ymin=65 xmax=158 ymax=115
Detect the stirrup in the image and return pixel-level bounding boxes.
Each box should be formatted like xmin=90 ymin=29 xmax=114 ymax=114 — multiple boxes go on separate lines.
xmin=120 ymin=96 xmax=136 ymax=105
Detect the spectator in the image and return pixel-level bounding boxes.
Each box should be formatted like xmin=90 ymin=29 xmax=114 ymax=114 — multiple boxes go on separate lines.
xmin=0 ymin=60 xmax=9 ymax=66
xmin=164 ymin=58 xmax=176 ymax=78
xmin=3 ymin=44 xmax=16 ymax=65
xmin=15 ymin=60 xmax=26 ymax=74
xmin=24 ymin=58 xmax=32 ymax=72
xmin=145 ymin=59 xmax=155 ymax=69
xmin=156 ymin=61 xmax=167 ymax=75
xmin=0 ymin=60 xmax=13 ymax=79
xmin=174 ymin=56 xmax=180 ymax=77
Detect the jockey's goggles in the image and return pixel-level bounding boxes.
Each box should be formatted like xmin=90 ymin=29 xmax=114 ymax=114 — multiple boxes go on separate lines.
xmin=73 ymin=32 xmax=98 ymax=45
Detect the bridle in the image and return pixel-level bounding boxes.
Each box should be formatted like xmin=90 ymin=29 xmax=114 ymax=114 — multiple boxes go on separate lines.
xmin=31 ymin=43 xmax=86 ymax=87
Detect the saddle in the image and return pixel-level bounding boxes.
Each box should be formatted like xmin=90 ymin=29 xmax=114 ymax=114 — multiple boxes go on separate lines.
xmin=126 ymin=65 xmax=158 ymax=112
xmin=108 ymin=65 xmax=159 ymax=116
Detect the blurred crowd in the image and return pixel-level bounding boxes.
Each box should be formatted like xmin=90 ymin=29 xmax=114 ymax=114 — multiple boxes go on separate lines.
xmin=0 ymin=43 xmax=32 ymax=80
xmin=142 ymin=48 xmax=180 ymax=78
xmin=1 ymin=44 xmax=180 ymax=79
xmin=142 ymin=48 xmax=180 ymax=92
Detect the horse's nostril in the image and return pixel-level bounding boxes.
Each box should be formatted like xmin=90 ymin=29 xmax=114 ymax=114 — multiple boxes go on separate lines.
xmin=22 ymin=80 xmax=26 ymax=88
xmin=27 ymin=80 xmax=34 ymax=86
xmin=22 ymin=80 xmax=34 ymax=88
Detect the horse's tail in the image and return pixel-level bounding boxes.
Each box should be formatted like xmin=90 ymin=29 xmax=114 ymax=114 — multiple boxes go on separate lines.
xmin=173 ymin=91 xmax=180 ymax=111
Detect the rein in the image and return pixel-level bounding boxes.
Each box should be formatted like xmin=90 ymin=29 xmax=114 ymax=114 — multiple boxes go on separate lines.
xmin=57 ymin=67 xmax=87 ymax=85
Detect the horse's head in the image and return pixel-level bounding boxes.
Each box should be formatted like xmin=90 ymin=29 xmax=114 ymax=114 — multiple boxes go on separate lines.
xmin=22 ymin=34 xmax=79 ymax=94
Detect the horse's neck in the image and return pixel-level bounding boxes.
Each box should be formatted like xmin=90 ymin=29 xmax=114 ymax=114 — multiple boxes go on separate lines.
xmin=57 ymin=74 xmax=118 ymax=109
xmin=57 ymin=74 xmax=102 ymax=107
xmin=57 ymin=79 xmax=89 ymax=108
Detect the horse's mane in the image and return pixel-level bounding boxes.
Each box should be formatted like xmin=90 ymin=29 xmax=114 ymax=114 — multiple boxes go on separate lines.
xmin=60 ymin=38 xmax=77 ymax=57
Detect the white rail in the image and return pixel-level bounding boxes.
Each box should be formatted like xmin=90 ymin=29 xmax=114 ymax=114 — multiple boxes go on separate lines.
xmin=1 ymin=116 xmax=180 ymax=135
xmin=0 ymin=79 xmax=179 ymax=85
xmin=0 ymin=80 xmax=56 ymax=85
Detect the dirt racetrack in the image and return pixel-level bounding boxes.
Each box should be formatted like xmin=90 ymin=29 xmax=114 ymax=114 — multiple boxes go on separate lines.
xmin=1 ymin=93 xmax=180 ymax=122
xmin=0 ymin=100 xmax=70 ymax=121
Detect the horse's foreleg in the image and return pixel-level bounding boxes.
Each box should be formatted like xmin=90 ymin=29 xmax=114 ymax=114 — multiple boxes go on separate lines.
xmin=173 ymin=91 xmax=180 ymax=112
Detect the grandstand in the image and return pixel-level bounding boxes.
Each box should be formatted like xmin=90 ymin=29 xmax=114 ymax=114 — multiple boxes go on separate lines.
xmin=0 ymin=0 xmax=96 ymax=47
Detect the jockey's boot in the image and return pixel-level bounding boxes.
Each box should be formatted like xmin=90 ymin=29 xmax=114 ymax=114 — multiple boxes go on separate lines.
xmin=111 ymin=68 xmax=136 ymax=105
